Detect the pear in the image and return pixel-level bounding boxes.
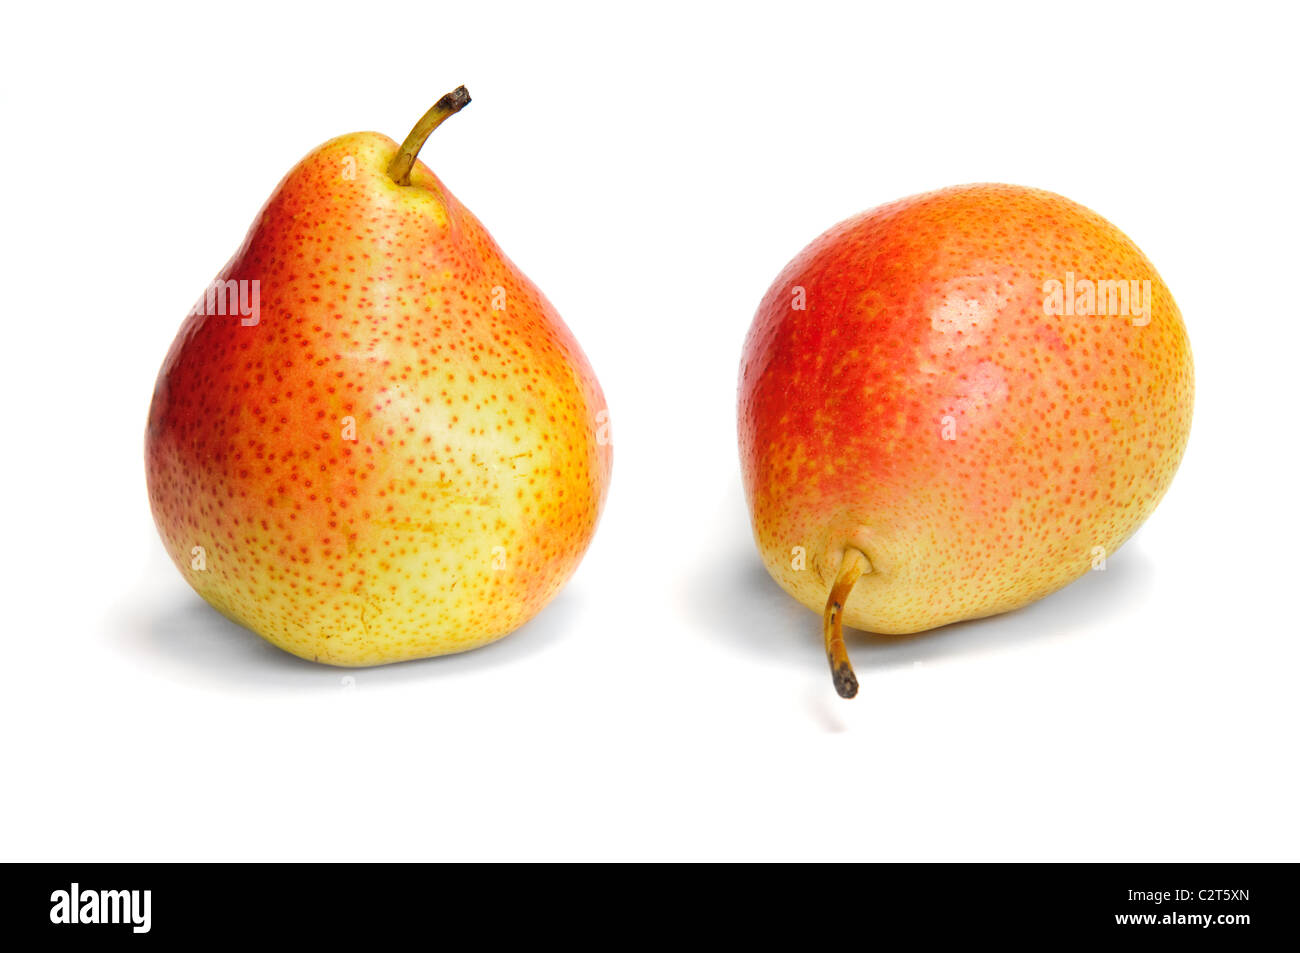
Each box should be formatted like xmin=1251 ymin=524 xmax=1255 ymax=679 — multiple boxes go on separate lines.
xmin=738 ymin=184 xmax=1193 ymax=697
xmin=146 ymin=89 xmax=612 ymax=665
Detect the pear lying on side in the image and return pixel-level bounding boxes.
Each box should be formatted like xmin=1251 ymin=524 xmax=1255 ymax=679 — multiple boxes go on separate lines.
xmin=738 ymin=184 xmax=1193 ymax=697
xmin=146 ymin=88 xmax=612 ymax=665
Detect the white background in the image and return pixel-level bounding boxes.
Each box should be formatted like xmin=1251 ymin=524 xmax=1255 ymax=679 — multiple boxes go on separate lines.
xmin=3 ymin=1 xmax=1297 ymax=861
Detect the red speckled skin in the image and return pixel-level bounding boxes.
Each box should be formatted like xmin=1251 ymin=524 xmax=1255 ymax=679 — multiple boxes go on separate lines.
xmin=146 ymin=132 xmax=611 ymax=664
xmin=739 ymin=184 xmax=1193 ymax=634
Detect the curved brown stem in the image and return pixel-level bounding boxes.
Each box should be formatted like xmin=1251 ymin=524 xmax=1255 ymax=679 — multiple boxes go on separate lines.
xmin=823 ymin=548 xmax=868 ymax=698
xmin=387 ymin=86 xmax=471 ymax=186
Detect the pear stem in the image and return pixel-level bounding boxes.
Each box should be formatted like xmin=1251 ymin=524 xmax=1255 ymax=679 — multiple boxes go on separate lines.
xmin=823 ymin=548 xmax=868 ymax=699
xmin=387 ymin=86 xmax=471 ymax=186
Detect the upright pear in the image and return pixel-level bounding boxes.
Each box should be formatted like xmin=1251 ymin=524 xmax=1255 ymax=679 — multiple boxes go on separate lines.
xmin=147 ymin=89 xmax=611 ymax=665
xmin=738 ymin=184 xmax=1193 ymax=696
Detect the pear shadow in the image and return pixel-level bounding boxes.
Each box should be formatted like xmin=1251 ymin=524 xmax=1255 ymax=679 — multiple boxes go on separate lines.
xmin=693 ymin=535 xmax=1158 ymax=684
xmin=112 ymin=584 xmax=578 ymax=693
xmin=804 ymin=685 xmax=852 ymax=733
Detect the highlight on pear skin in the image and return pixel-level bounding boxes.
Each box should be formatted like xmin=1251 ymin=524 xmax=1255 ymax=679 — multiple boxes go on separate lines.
xmin=737 ymin=184 xmax=1194 ymax=698
xmin=145 ymin=88 xmax=613 ymax=666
